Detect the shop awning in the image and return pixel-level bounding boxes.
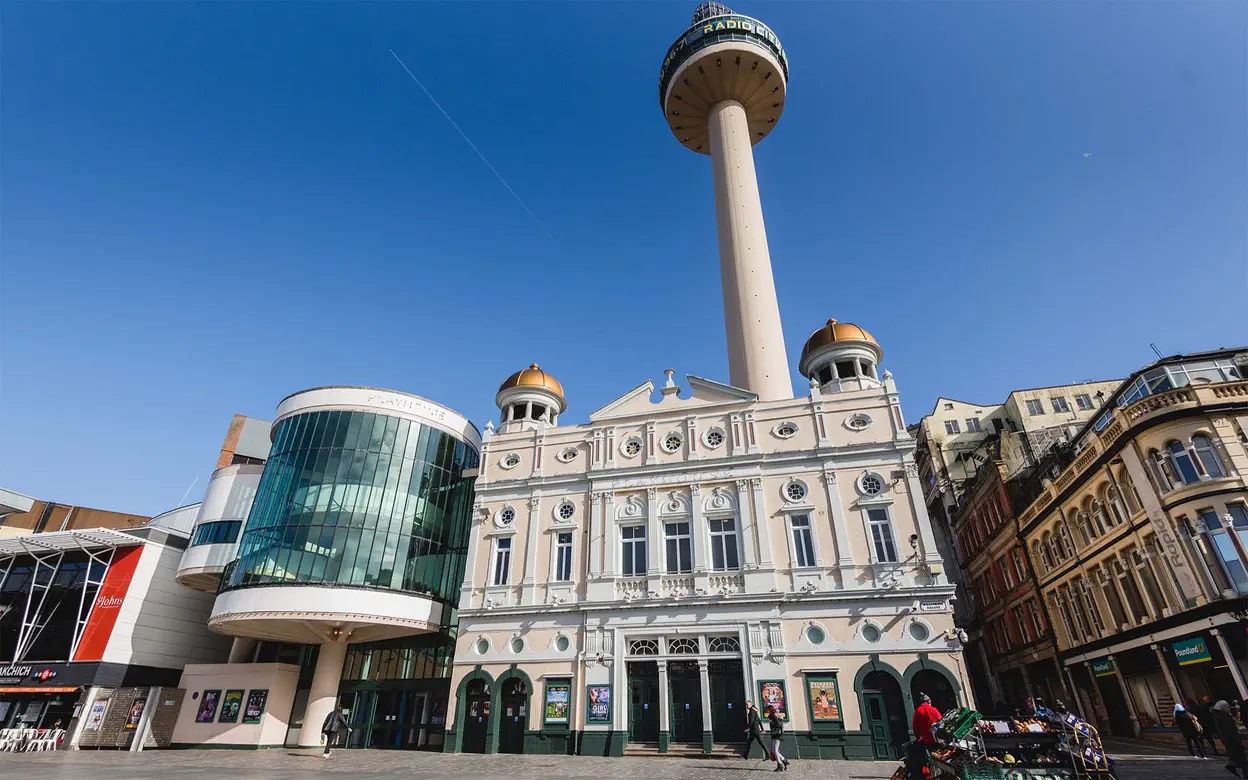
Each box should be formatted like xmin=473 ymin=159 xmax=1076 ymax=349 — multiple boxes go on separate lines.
xmin=0 ymin=528 xmax=147 ymax=557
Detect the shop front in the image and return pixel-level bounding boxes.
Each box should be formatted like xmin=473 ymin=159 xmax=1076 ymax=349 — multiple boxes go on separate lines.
xmin=335 ymin=635 xmax=455 ymax=751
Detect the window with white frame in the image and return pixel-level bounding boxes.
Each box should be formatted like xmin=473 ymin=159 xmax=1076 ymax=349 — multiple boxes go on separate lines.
xmin=867 ymin=507 xmax=898 ymax=563
xmin=1192 ymin=434 xmax=1226 ymax=479
xmin=1167 ymin=440 xmax=1201 ymax=485
xmin=791 ymin=514 xmax=817 ymax=568
xmin=1075 ymin=393 xmax=1094 ymax=410
xmin=621 ymin=524 xmax=647 ymax=576
xmin=665 ymin=521 xmax=693 ymax=573
xmin=1051 ymin=396 xmax=1070 ymax=413
xmin=1026 ymin=399 xmax=1044 ymax=416
xmin=965 ymin=417 xmax=982 ymax=433
xmin=555 ymin=532 xmax=573 ymax=582
xmin=493 ymin=537 xmax=512 ymax=585
xmin=708 ymin=518 xmax=740 ymax=570
xmin=1199 ymin=508 xmax=1248 ymax=592
xmin=945 ymin=420 xmax=961 ymax=434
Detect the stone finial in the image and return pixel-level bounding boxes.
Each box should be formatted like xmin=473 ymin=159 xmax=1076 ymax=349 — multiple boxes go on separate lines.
xmin=661 ymin=369 xmax=680 ymax=397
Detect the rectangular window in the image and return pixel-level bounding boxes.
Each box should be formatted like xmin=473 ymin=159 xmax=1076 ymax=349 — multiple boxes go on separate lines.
xmin=1051 ymin=396 xmax=1070 ymax=413
xmin=1025 ymin=399 xmax=1044 ymax=416
xmin=1075 ymin=393 xmax=1094 ymax=411
xmin=493 ymin=537 xmax=512 ymax=586
xmin=867 ymin=508 xmax=898 ymax=563
xmin=965 ymin=417 xmax=982 ymax=433
xmin=665 ymin=522 xmax=692 ymax=574
xmin=1201 ymin=509 xmax=1248 ymax=592
xmin=1012 ymin=606 xmax=1030 ymax=643
xmin=621 ymin=525 xmax=647 ymax=576
xmin=944 ymin=420 xmax=961 ymax=434
xmin=791 ymin=514 xmax=816 ymax=568
xmin=708 ymin=518 xmax=740 ymax=571
xmin=555 ymin=532 xmax=573 ymax=582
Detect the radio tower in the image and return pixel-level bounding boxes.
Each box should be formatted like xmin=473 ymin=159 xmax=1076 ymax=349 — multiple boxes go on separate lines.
xmin=659 ymin=3 xmax=792 ymax=401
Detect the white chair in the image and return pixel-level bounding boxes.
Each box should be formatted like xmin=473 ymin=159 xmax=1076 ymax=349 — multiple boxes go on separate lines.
xmin=0 ymin=729 xmax=16 ymax=752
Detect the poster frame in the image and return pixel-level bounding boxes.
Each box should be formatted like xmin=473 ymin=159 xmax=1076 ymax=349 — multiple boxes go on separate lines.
xmin=585 ymin=684 xmax=612 ymax=725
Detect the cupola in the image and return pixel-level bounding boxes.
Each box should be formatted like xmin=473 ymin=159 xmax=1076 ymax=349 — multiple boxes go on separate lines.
xmin=798 ymin=319 xmax=884 ymax=392
xmin=495 ymin=364 xmax=566 ymax=431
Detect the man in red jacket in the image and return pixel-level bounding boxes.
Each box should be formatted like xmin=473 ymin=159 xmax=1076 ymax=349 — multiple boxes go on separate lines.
xmin=913 ymin=693 xmax=942 ymax=744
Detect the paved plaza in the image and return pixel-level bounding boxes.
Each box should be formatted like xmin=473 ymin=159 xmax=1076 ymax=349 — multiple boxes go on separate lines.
xmin=0 ymin=747 xmax=1225 ymax=780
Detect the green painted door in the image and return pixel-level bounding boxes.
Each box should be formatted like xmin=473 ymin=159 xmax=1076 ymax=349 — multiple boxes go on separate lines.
xmin=668 ymin=662 xmax=703 ymax=744
xmin=864 ymin=692 xmax=893 ymax=760
xmin=709 ymin=661 xmax=746 ymax=743
xmin=628 ymin=664 xmax=659 ymax=742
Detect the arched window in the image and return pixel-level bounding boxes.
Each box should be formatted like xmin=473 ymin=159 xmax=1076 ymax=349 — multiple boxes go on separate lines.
xmin=1105 ymin=485 xmax=1128 ymax=526
xmin=1148 ymin=448 xmax=1176 ymax=492
xmin=1056 ymin=521 xmax=1075 ymax=558
xmin=1167 ymin=440 xmax=1201 ymax=485
xmin=1117 ymin=468 xmax=1142 ymax=513
xmin=1091 ymin=500 xmax=1110 ymax=533
xmin=1032 ymin=540 xmax=1048 ymax=573
xmin=1043 ymin=531 xmax=1060 ymax=566
xmin=1074 ymin=512 xmax=1093 ymax=548
xmin=1192 ymin=435 xmax=1226 ymax=479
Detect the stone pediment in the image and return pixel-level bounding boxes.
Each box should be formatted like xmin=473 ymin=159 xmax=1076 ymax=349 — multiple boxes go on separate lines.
xmin=588 ymin=375 xmax=757 ymax=422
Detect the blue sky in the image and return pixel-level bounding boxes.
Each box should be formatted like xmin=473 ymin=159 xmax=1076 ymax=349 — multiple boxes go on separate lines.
xmin=2 ymin=1 xmax=1244 ymax=516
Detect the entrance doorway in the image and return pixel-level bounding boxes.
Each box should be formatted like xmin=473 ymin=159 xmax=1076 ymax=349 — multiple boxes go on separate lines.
xmin=862 ymin=671 xmax=907 ymax=760
xmin=461 ymin=679 xmax=491 ymax=754
xmin=910 ymin=669 xmax=957 ymax=715
xmin=708 ymin=659 xmax=746 ymax=744
xmin=628 ymin=661 xmax=659 ymax=743
xmin=667 ymin=660 xmax=703 ymax=744
xmin=498 ymin=677 xmax=529 ymax=754
xmin=1094 ymin=674 xmax=1135 ymax=738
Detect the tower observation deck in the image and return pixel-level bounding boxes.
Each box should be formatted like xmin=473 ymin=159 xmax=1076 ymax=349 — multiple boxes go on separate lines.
xmin=659 ymin=3 xmax=793 ymax=402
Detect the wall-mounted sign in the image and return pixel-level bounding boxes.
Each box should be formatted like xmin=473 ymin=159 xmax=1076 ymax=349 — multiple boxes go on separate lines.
xmin=544 ymin=681 xmax=570 ymax=724
xmin=1090 ymin=658 xmax=1116 ymax=677
xmin=1173 ymin=637 xmax=1212 ymax=666
xmin=586 ymin=685 xmax=611 ymax=724
xmin=919 ymin=600 xmax=947 ymax=612
xmin=0 ymin=666 xmax=32 ymax=678
xmin=34 ymin=669 xmax=57 ymax=682
xmin=196 ymin=690 xmax=221 ymax=723
xmin=85 ymin=700 xmax=108 ymax=731
xmin=219 ymin=690 xmax=243 ymax=723
xmin=125 ymin=697 xmax=147 ymax=729
xmin=73 ymin=546 xmax=144 ymax=662
xmin=758 ymin=680 xmax=788 ymax=721
xmin=242 ymin=689 xmax=268 ymax=723
xmin=808 ymin=677 xmax=841 ymax=722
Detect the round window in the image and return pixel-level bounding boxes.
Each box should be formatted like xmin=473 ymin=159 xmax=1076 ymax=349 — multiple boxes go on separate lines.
xmin=862 ymin=624 xmax=882 ymax=643
xmin=785 ymin=482 xmax=808 ymax=502
xmin=558 ymin=447 xmax=578 ymax=463
xmin=776 ymin=423 xmax=797 ymax=438
xmin=555 ymin=635 xmax=570 ymax=652
xmin=499 ymin=507 xmax=516 ymax=525
xmin=705 ymin=429 xmax=725 ymax=448
xmin=861 ymin=474 xmax=883 ymax=495
xmin=510 ymin=637 xmax=524 ymax=654
xmin=908 ymin=623 xmax=930 ymax=642
xmin=476 ymin=639 xmax=489 ymax=655
xmin=662 ymin=434 xmax=683 ymax=453
xmin=624 ymin=439 xmax=642 ymax=457
xmin=558 ymin=503 xmax=575 ymax=521
xmin=807 ymin=625 xmax=826 ymax=645
xmin=503 ymin=454 xmax=520 ymax=468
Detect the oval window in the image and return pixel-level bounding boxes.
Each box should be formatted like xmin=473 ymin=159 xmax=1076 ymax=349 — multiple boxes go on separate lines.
xmin=510 ymin=637 xmax=525 ymax=654
xmin=862 ymin=624 xmax=881 ymax=643
xmin=476 ymin=639 xmax=489 ymax=655
xmin=909 ymin=623 xmax=930 ymax=642
xmin=807 ymin=625 xmax=826 ymax=645
xmin=556 ymin=635 xmax=570 ymax=652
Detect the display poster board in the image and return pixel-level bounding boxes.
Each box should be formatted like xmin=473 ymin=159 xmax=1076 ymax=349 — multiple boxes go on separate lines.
xmin=219 ymin=690 xmax=244 ymax=723
xmin=586 ymin=685 xmax=611 ymax=724
xmin=544 ymin=681 xmax=570 ymax=724
xmin=86 ymin=700 xmax=109 ymax=730
xmin=758 ymin=680 xmax=788 ymax=721
xmin=243 ymin=689 xmax=268 ymax=723
xmin=124 ymin=696 xmax=147 ymax=729
xmin=196 ymin=690 xmax=221 ymax=723
xmin=807 ymin=677 xmax=841 ymax=722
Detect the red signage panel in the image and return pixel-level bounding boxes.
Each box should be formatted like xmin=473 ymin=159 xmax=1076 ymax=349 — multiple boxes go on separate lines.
xmin=72 ymin=545 xmax=144 ymax=662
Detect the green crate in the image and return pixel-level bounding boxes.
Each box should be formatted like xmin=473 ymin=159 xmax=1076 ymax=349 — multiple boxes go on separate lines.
xmin=959 ymin=765 xmax=1005 ymax=780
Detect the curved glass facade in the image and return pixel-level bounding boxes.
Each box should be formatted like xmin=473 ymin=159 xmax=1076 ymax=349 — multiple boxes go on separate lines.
xmin=221 ymin=409 xmax=479 ymax=605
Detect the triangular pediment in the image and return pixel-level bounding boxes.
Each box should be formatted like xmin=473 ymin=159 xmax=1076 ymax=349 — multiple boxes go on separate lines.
xmin=587 ymin=375 xmax=757 ymax=422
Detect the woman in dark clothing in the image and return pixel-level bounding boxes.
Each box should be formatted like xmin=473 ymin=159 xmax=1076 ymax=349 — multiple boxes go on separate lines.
xmin=1196 ymin=697 xmax=1222 ymax=756
xmin=1213 ymin=700 xmax=1245 ymax=776
xmin=744 ymin=701 xmax=769 ymax=760
xmin=766 ymin=705 xmax=789 ymax=772
xmin=1174 ymin=702 xmax=1206 ymax=758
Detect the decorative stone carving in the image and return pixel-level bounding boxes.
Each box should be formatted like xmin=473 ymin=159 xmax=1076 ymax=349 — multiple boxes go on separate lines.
xmin=904 ymin=463 xmax=919 ymax=477
xmin=735 ymin=479 xmax=749 ymax=493
xmin=690 ymin=483 xmax=702 ymax=496
xmin=647 ymin=487 xmax=658 ymax=498
xmin=704 ymin=486 xmax=736 ymax=512
xmin=659 ymin=490 xmax=692 ymax=516
xmin=616 ymin=494 xmax=647 ymax=520
xmin=749 ymin=478 xmax=763 ymax=489
xmin=590 ymin=492 xmax=603 ymax=505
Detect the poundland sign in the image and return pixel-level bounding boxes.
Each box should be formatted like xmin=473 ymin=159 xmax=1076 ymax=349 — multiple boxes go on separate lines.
xmin=1173 ymin=637 xmax=1212 ymax=666
xmin=1090 ymin=658 xmax=1115 ymax=677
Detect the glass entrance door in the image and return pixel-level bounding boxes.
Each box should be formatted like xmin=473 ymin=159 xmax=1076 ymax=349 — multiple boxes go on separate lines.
xmin=667 ymin=661 xmax=703 ymax=744
xmin=708 ymin=660 xmax=745 ymax=744
xmin=346 ymin=691 xmax=376 ymax=749
xmin=628 ymin=661 xmax=659 ymax=742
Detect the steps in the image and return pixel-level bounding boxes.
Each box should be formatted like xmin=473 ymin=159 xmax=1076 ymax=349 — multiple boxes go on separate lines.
xmin=623 ymin=743 xmax=744 ymax=758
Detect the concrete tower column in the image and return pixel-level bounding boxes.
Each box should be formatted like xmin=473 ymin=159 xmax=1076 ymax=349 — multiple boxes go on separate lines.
xmin=707 ymin=99 xmax=791 ymax=401
xmin=297 ymin=639 xmax=349 ymax=747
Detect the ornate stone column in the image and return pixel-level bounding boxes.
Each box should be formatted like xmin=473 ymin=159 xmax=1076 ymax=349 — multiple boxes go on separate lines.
xmin=521 ymin=495 xmax=541 ymax=605
xmin=698 ymin=659 xmax=713 ymax=753
xmin=658 ymin=659 xmax=671 ymax=753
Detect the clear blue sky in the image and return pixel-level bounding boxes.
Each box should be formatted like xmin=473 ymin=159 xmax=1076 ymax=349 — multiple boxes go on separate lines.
xmin=2 ymin=1 xmax=1244 ymax=516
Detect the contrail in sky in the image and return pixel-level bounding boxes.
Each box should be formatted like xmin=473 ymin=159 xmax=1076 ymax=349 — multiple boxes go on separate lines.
xmin=389 ymin=49 xmax=560 ymax=249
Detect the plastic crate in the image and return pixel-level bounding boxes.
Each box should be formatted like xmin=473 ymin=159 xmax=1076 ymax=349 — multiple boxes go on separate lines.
xmin=959 ymin=764 xmax=1005 ymax=780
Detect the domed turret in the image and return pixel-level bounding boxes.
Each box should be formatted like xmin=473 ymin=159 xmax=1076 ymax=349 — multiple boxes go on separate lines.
xmin=496 ymin=364 xmax=566 ymax=431
xmin=798 ymin=319 xmax=883 ymax=391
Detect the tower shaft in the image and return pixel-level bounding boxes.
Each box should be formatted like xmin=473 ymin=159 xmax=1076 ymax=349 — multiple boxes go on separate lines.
xmin=708 ymin=100 xmax=792 ymax=401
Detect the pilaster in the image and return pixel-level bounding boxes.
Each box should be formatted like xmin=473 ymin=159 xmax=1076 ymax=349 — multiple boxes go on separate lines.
xmin=521 ymin=495 xmax=541 ymax=605
xmin=690 ymin=484 xmax=709 ymax=590
xmin=1120 ymin=445 xmax=1203 ymax=605
xmin=821 ymin=470 xmax=855 ymax=571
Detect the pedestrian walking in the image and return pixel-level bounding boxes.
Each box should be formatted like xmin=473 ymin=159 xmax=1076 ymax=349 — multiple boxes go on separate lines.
xmin=744 ymin=700 xmax=769 ymax=760
xmin=766 ymin=704 xmax=789 ymax=772
xmin=321 ymin=704 xmax=349 ymax=758
xmin=1213 ymin=700 xmax=1245 ymax=776
xmin=1196 ymin=697 xmax=1221 ymax=756
xmin=1174 ymin=702 xmax=1206 ymax=759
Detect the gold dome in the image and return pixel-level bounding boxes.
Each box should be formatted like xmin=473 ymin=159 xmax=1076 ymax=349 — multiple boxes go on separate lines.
xmin=497 ymin=363 xmax=565 ymax=403
xmin=799 ymin=319 xmax=879 ymax=367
